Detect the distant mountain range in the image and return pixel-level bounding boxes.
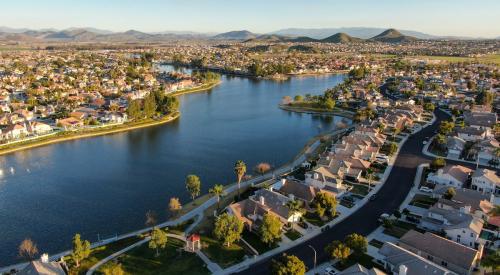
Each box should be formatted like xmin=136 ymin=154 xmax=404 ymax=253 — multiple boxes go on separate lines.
xmin=238 ymin=29 xmax=419 ymax=44
xmin=270 ymin=27 xmax=491 ymax=40
xmin=0 ymin=26 xmax=497 ymax=43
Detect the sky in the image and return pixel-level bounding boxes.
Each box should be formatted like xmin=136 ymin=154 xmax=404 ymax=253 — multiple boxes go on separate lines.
xmin=1 ymin=0 xmax=499 ymax=37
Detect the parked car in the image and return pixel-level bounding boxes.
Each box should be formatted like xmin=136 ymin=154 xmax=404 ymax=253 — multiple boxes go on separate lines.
xmin=419 ymin=186 xmax=433 ymax=193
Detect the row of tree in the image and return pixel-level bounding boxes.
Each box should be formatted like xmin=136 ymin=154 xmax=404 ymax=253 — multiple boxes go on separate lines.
xmin=127 ymin=89 xmax=179 ymax=120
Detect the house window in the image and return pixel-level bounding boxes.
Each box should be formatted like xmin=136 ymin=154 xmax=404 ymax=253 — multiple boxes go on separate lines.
xmin=441 ymin=261 xmax=448 ymax=267
xmin=470 ymin=233 xmax=474 ymax=237
xmin=427 ymin=255 xmax=434 ymax=261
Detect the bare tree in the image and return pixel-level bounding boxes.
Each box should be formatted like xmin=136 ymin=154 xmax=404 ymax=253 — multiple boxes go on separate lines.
xmin=145 ymin=210 xmax=158 ymax=228
xmin=255 ymin=162 xmax=271 ymax=176
xmin=19 ymin=238 xmax=38 ymax=261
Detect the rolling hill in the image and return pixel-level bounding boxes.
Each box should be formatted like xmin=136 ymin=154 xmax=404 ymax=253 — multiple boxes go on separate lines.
xmin=370 ymin=28 xmax=418 ymax=43
xmin=212 ymin=30 xmax=257 ymax=40
xmin=321 ymin=32 xmax=363 ymax=43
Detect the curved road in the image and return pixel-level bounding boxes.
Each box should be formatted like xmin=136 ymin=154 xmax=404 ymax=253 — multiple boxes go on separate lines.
xmin=238 ymin=109 xmax=497 ymax=274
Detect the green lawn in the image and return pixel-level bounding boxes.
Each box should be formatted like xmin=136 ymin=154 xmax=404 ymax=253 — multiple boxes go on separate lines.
xmin=409 ymin=194 xmax=438 ymax=209
xmin=242 ymin=229 xmax=278 ymax=254
xmin=66 ymin=235 xmax=143 ymax=275
xmin=368 ymin=239 xmax=384 ymax=249
xmin=284 ymin=229 xmax=302 ymax=241
xmin=349 ymin=184 xmax=369 ymax=196
xmin=200 ymin=236 xmax=247 ymax=268
xmin=383 ymin=220 xmax=419 ymax=238
xmin=303 ymin=211 xmax=337 ymax=227
xmin=97 ymin=238 xmax=209 ymax=275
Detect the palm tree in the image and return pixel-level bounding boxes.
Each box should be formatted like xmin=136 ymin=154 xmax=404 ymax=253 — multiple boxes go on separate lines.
xmin=209 ymin=184 xmax=225 ymax=211
xmin=366 ymin=168 xmax=374 ymax=191
xmin=234 ymin=160 xmax=246 ymax=199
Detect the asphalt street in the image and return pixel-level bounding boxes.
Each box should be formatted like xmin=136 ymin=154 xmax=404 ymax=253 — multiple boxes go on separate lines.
xmin=238 ymin=108 xmax=497 ymax=274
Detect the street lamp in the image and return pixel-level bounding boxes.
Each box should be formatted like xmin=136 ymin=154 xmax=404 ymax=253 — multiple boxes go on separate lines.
xmin=308 ymin=245 xmax=317 ymax=270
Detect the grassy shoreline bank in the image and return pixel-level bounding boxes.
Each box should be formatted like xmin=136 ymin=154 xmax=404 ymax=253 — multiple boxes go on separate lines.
xmin=279 ymin=104 xmax=355 ymax=119
xmin=0 ymin=112 xmax=181 ymax=156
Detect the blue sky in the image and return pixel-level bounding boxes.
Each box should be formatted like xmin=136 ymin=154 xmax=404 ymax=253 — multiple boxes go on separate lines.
xmin=1 ymin=0 xmax=499 ymax=37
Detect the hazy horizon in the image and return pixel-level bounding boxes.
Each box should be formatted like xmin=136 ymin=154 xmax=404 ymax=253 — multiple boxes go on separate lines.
xmin=1 ymin=0 xmax=499 ymax=38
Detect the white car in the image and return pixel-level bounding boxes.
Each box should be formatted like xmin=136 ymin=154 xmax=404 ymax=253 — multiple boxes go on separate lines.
xmin=420 ymin=187 xmax=433 ymax=193
xmin=423 ymin=141 xmax=428 ymax=145
xmin=378 ymin=213 xmax=390 ymax=222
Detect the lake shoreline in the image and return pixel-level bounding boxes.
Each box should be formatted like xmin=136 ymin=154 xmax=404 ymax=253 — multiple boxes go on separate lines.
xmin=0 ymin=81 xmax=221 ymax=156
xmin=278 ymin=104 xmax=355 ymax=119
xmin=0 ymin=112 xmax=180 ymax=156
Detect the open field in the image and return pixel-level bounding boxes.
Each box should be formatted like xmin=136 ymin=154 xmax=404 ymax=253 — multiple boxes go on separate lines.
xmin=406 ymin=54 xmax=500 ymax=65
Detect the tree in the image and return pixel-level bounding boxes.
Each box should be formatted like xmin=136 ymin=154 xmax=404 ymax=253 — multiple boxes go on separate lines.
xmin=234 ymin=160 xmax=246 ymax=198
xmin=209 ymin=184 xmax=224 ymax=210
xmin=260 ymin=213 xmax=282 ymax=246
xmin=71 ymin=234 xmax=91 ymax=267
xmin=168 ymin=197 xmax=182 ymax=217
xmin=344 ymin=233 xmax=367 ymax=256
xmin=294 ymin=95 xmax=303 ymax=102
xmin=444 ymin=187 xmax=456 ymax=200
xmin=18 ymin=238 xmax=38 ymax=261
xmin=322 ymin=98 xmax=335 ymax=110
xmin=439 ymin=121 xmax=455 ymax=135
xmin=481 ymin=250 xmax=500 ymax=275
xmin=271 ymin=254 xmax=305 ymax=275
xmin=255 ymin=162 xmax=271 ymax=176
xmin=387 ymin=142 xmax=398 ymax=156
xmin=325 ymin=241 xmax=350 ymax=265
xmin=490 ymin=205 xmax=500 ymax=216
xmin=213 ymin=213 xmax=244 ymax=247
xmin=159 ymin=95 xmax=179 ymax=114
xmin=143 ymin=93 xmax=157 ymax=118
xmin=127 ymin=99 xmax=142 ymax=120
xmin=366 ymin=168 xmax=374 ymax=191
xmin=149 ymin=227 xmax=168 ymax=257
xmin=145 ymin=210 xmax=158 ymax=227
xmin=311 ymin=192 xmax=338 ymax=218
xmin=185 ymin=174 xmax=201 ymax=201
xmin=102 ymin=261 xmax=125 ymax=275
xmin=430 ymin=157 xmax=446 ymax=170
xmin=286 ymin=199 xmax=303 ymax=227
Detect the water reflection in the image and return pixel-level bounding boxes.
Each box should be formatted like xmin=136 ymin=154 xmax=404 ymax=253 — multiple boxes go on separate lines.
xmin=0 ymin=67 xmax=347 ymax=265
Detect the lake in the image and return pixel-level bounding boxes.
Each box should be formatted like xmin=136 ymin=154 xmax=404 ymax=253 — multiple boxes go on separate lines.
xmin=0 ymin=68 xmax=346 ymax=266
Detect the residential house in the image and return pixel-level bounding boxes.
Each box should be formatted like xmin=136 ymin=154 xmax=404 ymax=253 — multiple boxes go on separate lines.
xmin=432 ymin=186 xmax=494 ymax=221
xmin=398 ymin=230 xmax=481 ymax=275
xmin=471 ymin=169 xmax=500 ymax=195
xmin=272 ymin=179 xmax=343 ymax=207
xmin=446 ymin=136 xmax=466 ymax=159
xmin=227 ymin=189 xmax=302 ymax=232
xmin=17 ymin=254 xmax=66 ymax=275
xmin=337 ymin=263 xmax=386 ymax=275
xmin=379 ymin=242 xmax=454 ymax=275
xmin=28 ymin=121 xmax=53 ymax=135
xmin=455 ymin=127 xmax=487 ymax=142
xmin=475 ymin=139 xmax=499 ymax=165
xmin=426 ymin=165 xmax=472 ymax=188
xmin=57 ymin=117 xmax=84 ymax=129
xmin=419 ymin=206 xmax=484 ymax=248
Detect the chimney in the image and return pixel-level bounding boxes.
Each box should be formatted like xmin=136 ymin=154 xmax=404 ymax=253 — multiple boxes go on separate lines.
xmin=314 ymin=173 xmax=319 ymax=180
xmin=41 ymin=253 xmax=49 ymax=263
xmin=259 ymin=196 xmax=265 ymax=205
xmin=289 ymin=194 xmax=295 ymax=201
xmin=399 ymin=264 xmax=408 ymax=275
xmin=460 ymin=205 xmax=471 ymax=214
xmin=281 ymin=178 xmax=286 ymax=186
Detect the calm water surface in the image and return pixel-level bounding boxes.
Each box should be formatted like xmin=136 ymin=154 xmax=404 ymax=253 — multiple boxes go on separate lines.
xmin=0 ymin=69 xmax=346 ymax=265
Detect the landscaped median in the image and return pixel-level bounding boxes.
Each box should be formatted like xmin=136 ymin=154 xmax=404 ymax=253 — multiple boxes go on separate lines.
xmin=0 ymin=112 xmax=180 ymax=156
xmin=278 ymin=103 xmax=355 ymax=119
